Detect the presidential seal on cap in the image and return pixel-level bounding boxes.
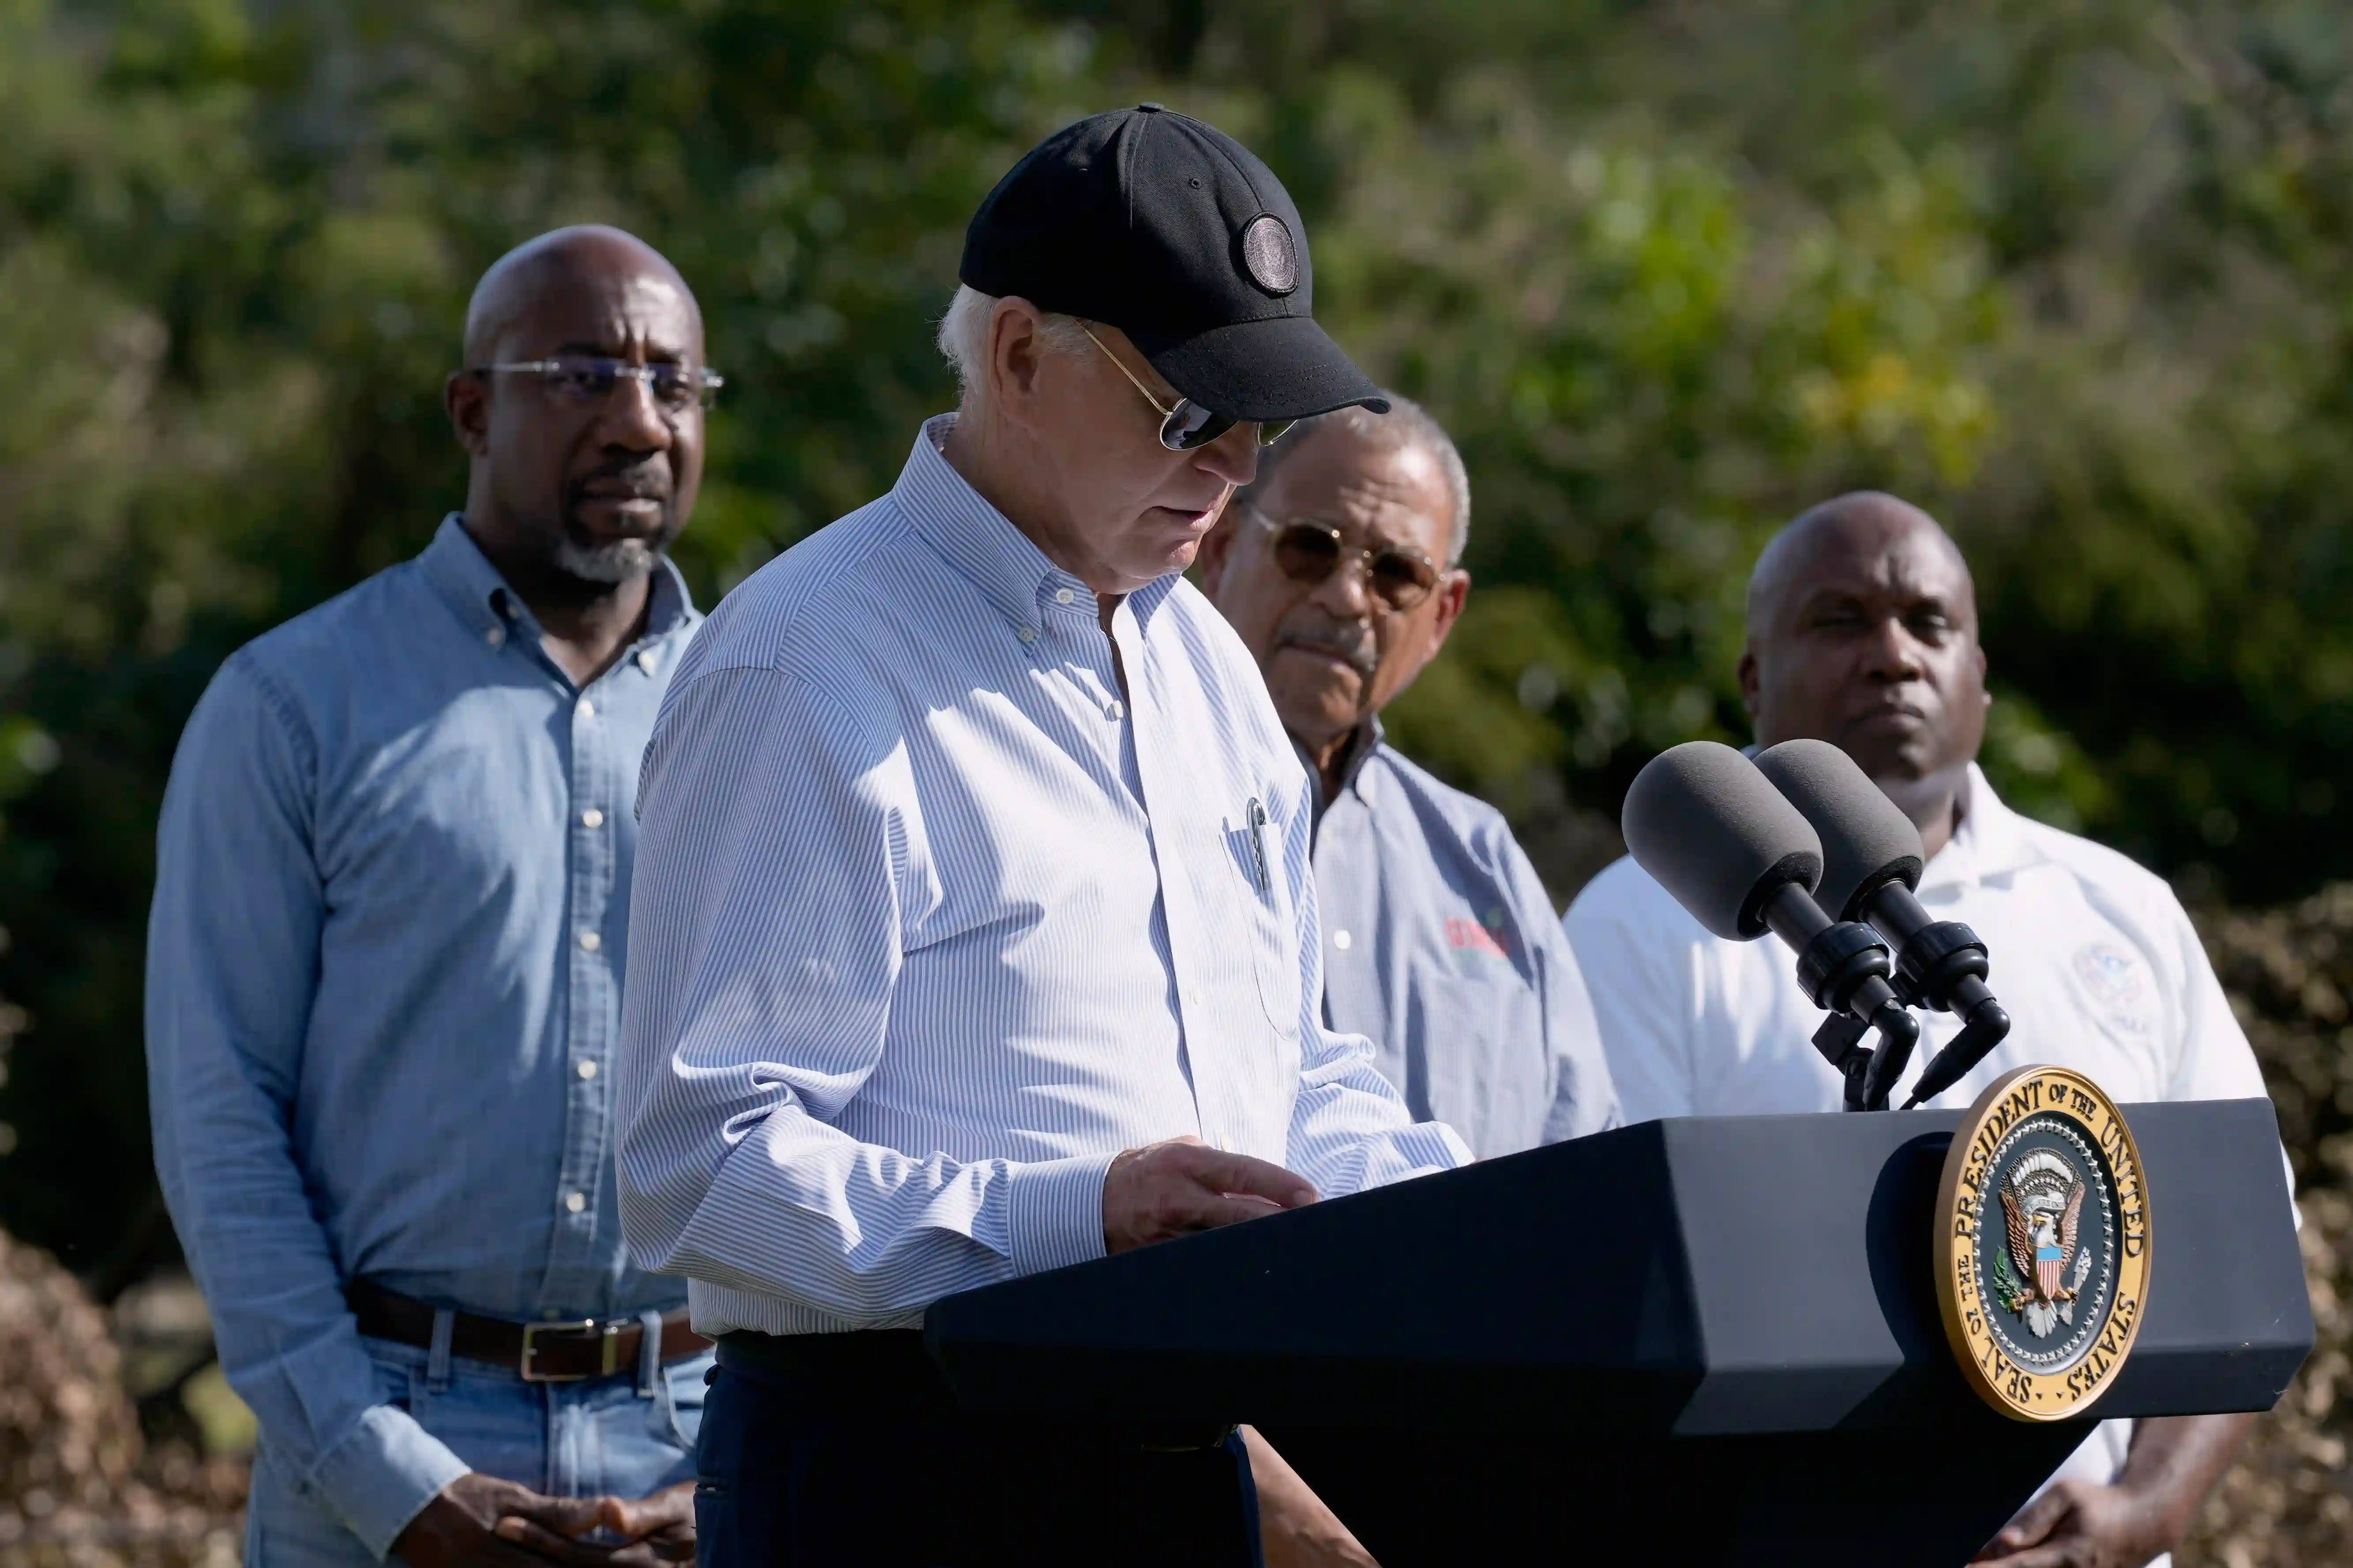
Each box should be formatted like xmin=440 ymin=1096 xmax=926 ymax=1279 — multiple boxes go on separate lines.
xmin=958 ymin=104 xmax=1388 ymax=426
xmin=1935 ymin=1066 xmax=2152 ymax=1421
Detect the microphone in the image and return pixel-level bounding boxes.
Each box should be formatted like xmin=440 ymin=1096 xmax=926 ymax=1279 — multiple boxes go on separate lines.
xmin=1623 ymin=743 xmax=1919 ymax=1110
xmin=1752 ymin=739 xmax=2012 ymax=1108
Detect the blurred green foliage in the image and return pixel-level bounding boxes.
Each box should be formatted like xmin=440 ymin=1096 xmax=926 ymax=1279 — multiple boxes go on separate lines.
xmin=5 ymin=0 xmax=2353 ymax=1272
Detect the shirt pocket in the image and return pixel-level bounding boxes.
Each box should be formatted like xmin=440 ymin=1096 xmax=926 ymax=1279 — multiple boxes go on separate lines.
xmin=1405 ymin=971 xmax=1543 ymax=1159
xmin=1220 ymin=809 xmax=1301 ymax=1034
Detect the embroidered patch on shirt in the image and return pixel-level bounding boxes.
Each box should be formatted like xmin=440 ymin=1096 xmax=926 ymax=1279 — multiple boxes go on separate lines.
xmin=2072 ymin=941 xmax=2155 ymax=1038
xmin=1445 ymin=915 xmax=1510 ymax=961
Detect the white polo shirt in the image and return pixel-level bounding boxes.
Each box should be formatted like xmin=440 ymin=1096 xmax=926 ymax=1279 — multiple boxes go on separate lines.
xmin=1564 ymin=764 xmax=2274 ymax=1522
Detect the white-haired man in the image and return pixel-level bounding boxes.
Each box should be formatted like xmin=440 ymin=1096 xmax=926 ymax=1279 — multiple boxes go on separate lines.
xmin=1200 ymin=402 xmax=1618 ymax=1159
xmin=614 ymin=105 xmax=1468 ymax=1568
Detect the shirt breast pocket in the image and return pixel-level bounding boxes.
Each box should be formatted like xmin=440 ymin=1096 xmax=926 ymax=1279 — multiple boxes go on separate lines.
xmin=1407 ymin=971 xmax=1543 ymax=1158
xmin=1220 ymin=811 xmax=1300 ymax=1034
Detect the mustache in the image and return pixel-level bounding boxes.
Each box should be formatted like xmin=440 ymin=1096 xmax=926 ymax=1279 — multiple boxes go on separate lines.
xmin=1277 ymin=623 xmax=1377 ymax=678
xmin=568 ymin=458 xmax=674 ymax=505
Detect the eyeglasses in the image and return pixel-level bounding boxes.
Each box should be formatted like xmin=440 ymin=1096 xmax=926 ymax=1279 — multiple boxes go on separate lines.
xmin=1245 ymin=506 xmax=1445 ymax=611
xmin=472 ymin=356 xmax=725 ymax=413
xmin=1079 ymin=325 xmax=1292 ymax=452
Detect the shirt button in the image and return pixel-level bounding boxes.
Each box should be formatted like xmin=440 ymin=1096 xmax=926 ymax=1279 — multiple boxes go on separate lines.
xmin=1016 ymin=626 xmax=1037 ymax=644
xmin=1108 ymin=700 xmax=1126 ymax=720
xmin=578 ymin=698 xmax=596 ymax=720
xmin=576 ymin=1059 xmax=599 ymax=1081
xmin=580 ymin=807 xmax=605 ymax=829
xmin=564 ymin=1191 xmax=587 ymax=1214
xmin=484 ymin=626 xmax=506 ymax=648
xmin=578 ymin=930 xmax=601 ymax=952
xmin=1332 ymin=929 xmax=1353 ymax=951
xmin=1054 ymin=588 xmax=1075 ymax=605
xmin=636 ymin=649 xmax=660 ymax=674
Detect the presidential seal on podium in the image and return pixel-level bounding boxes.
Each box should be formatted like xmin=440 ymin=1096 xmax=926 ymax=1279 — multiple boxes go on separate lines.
xmin=1935 ymin=1065 xmax=2152 ymax=1421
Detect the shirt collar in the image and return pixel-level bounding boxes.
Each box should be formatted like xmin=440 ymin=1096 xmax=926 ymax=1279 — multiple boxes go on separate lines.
xmin=418 ymin=513 xmax=697 ymax=647
xmin=1921 ymin=762 xmax=2037 ymax=891
xmin=1298 ymin=715 xmax=1387 ymax=829
xmin=891 ymin=414 xmax=1180 ymax=637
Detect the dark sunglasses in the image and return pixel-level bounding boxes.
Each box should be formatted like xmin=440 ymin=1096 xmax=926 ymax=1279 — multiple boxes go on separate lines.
xmin=1080 ymin=325 xmax=1293 ymax=452
xmin=1246 ymin=507 xmax=1444 ymax=611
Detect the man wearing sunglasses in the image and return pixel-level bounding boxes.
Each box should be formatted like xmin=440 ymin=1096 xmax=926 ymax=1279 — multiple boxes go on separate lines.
xmin=1199 ymin=402 xmax=1620 ymax=1163
xmin=615 ymin=107 xmax=1469 ymax=1568
xmin=149 ymin=226 xmax=715 ymax=1568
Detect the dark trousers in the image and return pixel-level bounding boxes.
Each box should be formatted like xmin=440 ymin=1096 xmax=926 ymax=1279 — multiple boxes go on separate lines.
xmin=695 ymin=1332 xmax=1263 ymax=1568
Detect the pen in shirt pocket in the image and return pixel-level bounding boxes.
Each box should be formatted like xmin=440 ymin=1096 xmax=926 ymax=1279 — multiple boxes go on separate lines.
xmin=1246 ymin=796 xmax=1271 ymax=894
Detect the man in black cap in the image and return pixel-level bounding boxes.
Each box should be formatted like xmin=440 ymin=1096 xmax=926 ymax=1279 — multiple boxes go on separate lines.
xmin=614 ymin=107 xmax=1468 ymax=1567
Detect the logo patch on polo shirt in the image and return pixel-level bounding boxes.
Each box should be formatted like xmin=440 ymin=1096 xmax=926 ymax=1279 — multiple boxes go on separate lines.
xmin=1445 ymin=913 xmax=1510 ymax=962
xmin=2072 ymin=942 xmax=2155 ymax=1038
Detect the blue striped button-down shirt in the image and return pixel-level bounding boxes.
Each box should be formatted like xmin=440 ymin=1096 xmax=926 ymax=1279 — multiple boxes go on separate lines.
xmin=616 ymin=417 xmax=1470 ymax=1337
xmin=146 ymin=517 xmax=698 ymax=1553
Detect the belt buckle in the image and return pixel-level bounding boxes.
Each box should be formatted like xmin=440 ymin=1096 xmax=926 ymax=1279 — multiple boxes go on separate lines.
xmin=520 ymin=1318 xmax=623 ymax=1383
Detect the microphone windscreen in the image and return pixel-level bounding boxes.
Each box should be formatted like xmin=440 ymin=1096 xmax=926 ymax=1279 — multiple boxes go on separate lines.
xmin=1622 ymin=742 xmax=1824 ymax=941
xmin=1753 ymin=739 xmax=1925 ymax=923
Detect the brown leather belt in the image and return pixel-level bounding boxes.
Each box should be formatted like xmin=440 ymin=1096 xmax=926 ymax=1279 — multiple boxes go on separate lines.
xmin=348 ymin=1280 xmax=711 ymax=1383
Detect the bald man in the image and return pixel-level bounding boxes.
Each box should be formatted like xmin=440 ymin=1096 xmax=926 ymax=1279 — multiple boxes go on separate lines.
xmin=148 ymin=227 xmax=717 ymax=1568
xmin=1564 ymin=492 xmax=2269 ymax=1568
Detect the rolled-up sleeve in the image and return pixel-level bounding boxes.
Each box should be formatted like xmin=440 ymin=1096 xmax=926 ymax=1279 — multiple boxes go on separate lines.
xmin=616 ymin=665 xmax=1090 ymax=1321
xmin=146 ymin=658 xmax=465 ymax=1559
xmin=1274 ymin=775 xmax=1473 ymax=1191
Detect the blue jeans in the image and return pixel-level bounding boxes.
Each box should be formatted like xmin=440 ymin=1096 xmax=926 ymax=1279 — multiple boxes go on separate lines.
xmin=245 ymin=1333 xmax=713 ymax=1567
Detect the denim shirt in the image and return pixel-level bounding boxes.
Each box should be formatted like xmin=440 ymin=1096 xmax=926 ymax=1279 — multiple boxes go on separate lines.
xmin=145 ymin=516 xmax=699 ymax=1554
xmin=1312 ymin=722 xmax=1622 ymax=1158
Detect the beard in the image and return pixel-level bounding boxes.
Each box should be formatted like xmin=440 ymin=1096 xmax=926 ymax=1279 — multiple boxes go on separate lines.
xmin=554 ymin=531 xmax=665 ymax=584
xmin=553 ymin=471 xmax=681 ymax=585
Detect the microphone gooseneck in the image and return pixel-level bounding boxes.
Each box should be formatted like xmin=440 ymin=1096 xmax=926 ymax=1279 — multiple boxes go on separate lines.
xmin=1759 ymin=881 xmax=1921 ymax=1110
xmin=1752 ymin=739 xmax=2014 ymax=1107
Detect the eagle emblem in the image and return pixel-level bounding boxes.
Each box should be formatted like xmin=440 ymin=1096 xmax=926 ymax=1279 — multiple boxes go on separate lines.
xmin=1934 ymin=1066 xmax=2150 ymax=1421
xmin=1996 ymin=1150 xmax=2094 ymax=1338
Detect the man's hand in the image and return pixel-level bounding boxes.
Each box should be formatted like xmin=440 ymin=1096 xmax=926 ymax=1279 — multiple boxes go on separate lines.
xmin=1973 ymin=1412 xmax=2257 ymax=1568
xmin=1242 ymin=1427 xmax=1381 ymax=1568
xmin=393 ymin=1474 xmax=606 ymax=1568
xmin=496 ymin=1482 xmax=697 ymax=1568
xmin=1970 ymin=1478 xmax=2167 ymax=1568
xmin=1103 ymin=1137 xmax=1318 ymax=1253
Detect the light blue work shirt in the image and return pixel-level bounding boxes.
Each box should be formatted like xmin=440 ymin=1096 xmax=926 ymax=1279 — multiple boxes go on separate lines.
xmin=1312 ymin=721 xmax=1621 ymax=1158
xmin=145 ymin=516 xmax=699 ymax=1556
xmin=615 ymin=416 xmax=1469 ymax=1339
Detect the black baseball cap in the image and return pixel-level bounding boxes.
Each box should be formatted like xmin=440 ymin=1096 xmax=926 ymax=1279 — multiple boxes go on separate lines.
xmin=959 ymin=104 xmax=1390 ymax=425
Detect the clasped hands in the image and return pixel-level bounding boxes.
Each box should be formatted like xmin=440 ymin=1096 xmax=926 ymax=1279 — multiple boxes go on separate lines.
xmin=394 ymin=1473 xmax=695 ymax=1568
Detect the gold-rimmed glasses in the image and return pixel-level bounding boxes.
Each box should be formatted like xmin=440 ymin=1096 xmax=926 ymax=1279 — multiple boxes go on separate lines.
xmin=1243 ymin=504 xmax=1444 ymax=611
xmin=1078 ymin=325 xmax=1291 ymax=451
